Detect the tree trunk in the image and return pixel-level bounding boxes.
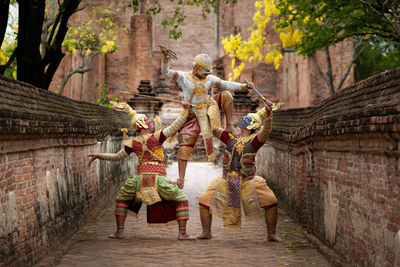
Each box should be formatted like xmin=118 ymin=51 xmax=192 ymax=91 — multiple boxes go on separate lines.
xmin=16 ymin=0 xmax=81 ymax=90
xmin=0 ymin=0 xmax=11 ymax=47
xmin=17 ymin=0 xmax=46 ymax=88
xmin=43 ymin=0 xmax=81 ymax=89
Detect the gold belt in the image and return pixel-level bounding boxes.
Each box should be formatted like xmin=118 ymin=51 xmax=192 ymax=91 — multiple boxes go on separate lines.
xmin=191 ymin=97 xmax=210 ymax=110
xmin=141 ymin=161 xmax=165 ymax=166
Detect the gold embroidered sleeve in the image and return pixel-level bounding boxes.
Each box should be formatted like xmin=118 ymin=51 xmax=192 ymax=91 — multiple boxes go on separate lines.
xmin=161 ymin=57 xmax=180 ymax=82
xmin=172 ymin=72 xmax=179 ymax=82
xmin=162 ymin=109 xmax=189 ymax=138
xmin=215 ymin=80 xmax=223 ymax=89
xmin=210 ymin=76 xmax=242 ymax=91
xmin=257 ymin=114 xmax=273 ymax=143
xmin=97 ymin=148 xmax=129 ymax=161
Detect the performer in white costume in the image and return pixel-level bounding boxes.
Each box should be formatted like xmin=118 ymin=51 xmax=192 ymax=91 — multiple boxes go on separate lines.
xmin=159 ymin=45 xmax=253 ymax=189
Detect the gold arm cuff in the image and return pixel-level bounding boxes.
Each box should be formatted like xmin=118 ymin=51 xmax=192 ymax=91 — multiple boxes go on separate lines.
xmin=163 ymin=113 xmax=188 ymax=138
xmin=241 ymin=84 xmax=248 ymax=91
xmin=97 ymin=149 xmax=129 ymax=161
xmin=162 ymin=57 xmax=169 ymax=63
xmin=172 ymin=72 xmax=179 ymax=82
xmin=181 ymin=109 xmax=189 ymax=118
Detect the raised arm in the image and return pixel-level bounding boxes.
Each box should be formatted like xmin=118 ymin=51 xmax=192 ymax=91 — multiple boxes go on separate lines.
xmin=252 ymin=103 xmax=273 ymax=150
xmin=210 ymin=75 xmax=249 ymax=92
xmin=256 ymin=113 xmax=272 ymax=143
xmin=160 ymin=45 xmax=183 ymax=83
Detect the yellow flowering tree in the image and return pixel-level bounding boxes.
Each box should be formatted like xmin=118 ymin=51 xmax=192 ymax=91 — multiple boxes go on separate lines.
xmin=222 ymin=0 xmax=300 ymax=80
xmin=58 ymin=4 xmax=122 ymax=95
xmin=223 ymin=0 xmax=400 ymax=94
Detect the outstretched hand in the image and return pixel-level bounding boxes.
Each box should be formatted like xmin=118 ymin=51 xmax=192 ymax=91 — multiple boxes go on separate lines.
xmin=180 ymin=100 xmax=191 ymax=110
xmin=159 ymin=44 xmax=177 ymax=59
xmin=245 ymin=81 xmax=255 ymax=90
xmin=263 ymin=98 xmax=273 ymax=116
xmin=88 ymin=154 xmax=98 ymax=167
xmin=159 ymin=44 xmax=168 ymax=57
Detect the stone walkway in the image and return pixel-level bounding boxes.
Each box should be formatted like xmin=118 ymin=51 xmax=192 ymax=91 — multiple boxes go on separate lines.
xmin=39 ymin=162 xmax=333 ymax=267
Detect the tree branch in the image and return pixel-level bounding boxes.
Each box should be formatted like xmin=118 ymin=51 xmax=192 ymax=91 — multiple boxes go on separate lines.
xmin=74 ymin=0 xmax=89 ymax=14
xmin=335 ymin=41 xmax=367 ymax=91
xmin=57 ymin=50 xmax=101 ymax=95
xmin=41 ymin=18 xmax=55 ymax=59
xmin=360 ymin=0 xmax=400 ymax=41
xmin=324 ymin=47 xmax=335 ymax=95
xmin=311 ymin=54 xmax=332 ymax=91
xmin=57 ymin=65 xmax=93 ymax=95
xmin=0 ymin=47 xmax=17 ymax=75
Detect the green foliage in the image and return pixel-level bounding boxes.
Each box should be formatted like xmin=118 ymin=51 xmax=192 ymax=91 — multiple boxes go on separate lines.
xmin=355 ymin=36 xmax=400 ymax=81
xmin=92 ymin=84 xmax=119 ymax=108
xmin=275 ymin=0 xmax=400 ymax=57
xmin=129 ymin=0 xmax=237 ymax=40
xmin=0 ymin=1 xmax=18 ymax=78
xmin=223 ymin=0 xmax=400 ymax=88
xmin=0 ymin=37 xmax=17 ymax=79
xmin=62 ymin=4 xmax=122 ymax=56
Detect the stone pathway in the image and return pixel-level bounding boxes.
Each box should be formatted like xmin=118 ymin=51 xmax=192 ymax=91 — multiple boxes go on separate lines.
xmin=40 ymin=162 xmax=333 ymax=267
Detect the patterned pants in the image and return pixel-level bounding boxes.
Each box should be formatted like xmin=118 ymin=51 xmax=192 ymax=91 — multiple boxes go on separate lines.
xmin=178 ymin=90 xmax=233 ymax=160
xmin=115 ymin=174 xmax=189 ymax=222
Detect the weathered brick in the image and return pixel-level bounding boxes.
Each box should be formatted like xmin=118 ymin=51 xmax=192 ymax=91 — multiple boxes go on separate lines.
xmin=257 ymin=68 xmax=400 ymax=267
xmin=0 ymin=75 xmax=137 ymax=266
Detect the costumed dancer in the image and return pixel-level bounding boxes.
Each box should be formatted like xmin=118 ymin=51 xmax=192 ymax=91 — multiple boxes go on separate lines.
xmin=159 ymin=44 xmax=253 ymax=189
xmin=196 ymin=100 xmax=281 ymax=242
xmin=88 ymin=101 xmax=195 ymax=240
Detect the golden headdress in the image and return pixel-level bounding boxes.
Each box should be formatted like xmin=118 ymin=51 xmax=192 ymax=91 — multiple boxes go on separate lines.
xmin=194 ymin=53 xmax=212 ymax=71
xmin=110 ymin=101 xmax=149 ymax=129
xmin=244 ymin=102 xmax=285 ymax=130
xmin=247 ymin=108 xmax=266 ymax=130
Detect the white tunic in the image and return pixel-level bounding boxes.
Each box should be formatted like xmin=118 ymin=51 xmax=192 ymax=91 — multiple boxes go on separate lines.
xmin=161 ymin=60 xmax=244 ymax=105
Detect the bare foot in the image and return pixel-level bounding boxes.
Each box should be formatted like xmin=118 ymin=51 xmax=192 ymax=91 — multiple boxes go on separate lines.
xmin=108 ymin=232 xmax=124 ymax=239
xmin=267 ymin=234 xmax=281 ymax=242
xmin=196 ymin=231 xmax=212 ymax=239
xmin=226 ymin=124 xmax=238 ymax=137
xmin=170 ymin=179 xmax=184 ymax=189
xmin=178 ymin=232 xmax=196 ymax=240
xmin=176 ymin=178 xmax=185 ymax=189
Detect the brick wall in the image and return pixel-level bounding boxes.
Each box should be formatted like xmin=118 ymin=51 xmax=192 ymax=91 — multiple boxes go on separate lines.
xmin=49 ymin=0 xmax=354 ymax=111
xmin=0 ymin=75 xmax=137 ymax=266
xmin=256 ymin=68 xmax=400 ymax=266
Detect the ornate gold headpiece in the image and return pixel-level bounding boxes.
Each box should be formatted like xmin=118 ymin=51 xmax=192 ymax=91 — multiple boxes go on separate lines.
xmin=110 ymin=101 xmax=149 ymax=129
xmin=246 ymin=102 xmax=284 ymax=130
xmin=194 ymin=54 xmax=212 ymax=70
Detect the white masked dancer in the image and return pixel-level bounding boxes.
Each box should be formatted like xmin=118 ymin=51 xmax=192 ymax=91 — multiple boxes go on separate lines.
xmin=160 ymin=45 xmax=253 ymax=189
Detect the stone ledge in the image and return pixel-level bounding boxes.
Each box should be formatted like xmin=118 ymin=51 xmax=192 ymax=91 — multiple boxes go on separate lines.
xmin=0 ymin=75 xmax=132 ymax=139
xmin=270 ymin=67 xmax=400 ymax=142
